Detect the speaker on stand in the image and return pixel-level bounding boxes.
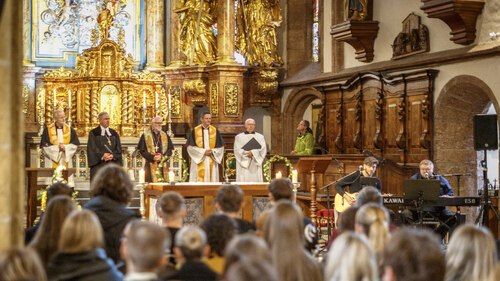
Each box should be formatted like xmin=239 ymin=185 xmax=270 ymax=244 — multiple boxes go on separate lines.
xmin=473 ymin=114 xmax=500 ymax=226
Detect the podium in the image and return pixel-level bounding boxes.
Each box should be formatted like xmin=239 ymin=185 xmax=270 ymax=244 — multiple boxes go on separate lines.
xmin=294 ymin=156 xmax=332 ymax=222
xmin=25 ymin=168 xmax=75 ymax=227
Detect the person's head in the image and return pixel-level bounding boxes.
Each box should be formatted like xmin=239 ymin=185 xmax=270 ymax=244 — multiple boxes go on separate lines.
xmin=200 ymin=112 xmax=212 ymax=127
xmin=337 ymin=206 xmax=359 ymax=232
xmin=325 ymin=232 xmax=378 ymax=281
xmin=90 ymin=163 xmax=134 ymax=204
xmin=383 ymin=228 xmax=444 ymax=281
xmin=58 ymin=209 xmax=104 ymax=253
xmin=156 ymin=191 xmax=186 ymax=224
xmin=200 ymin=214 xmax=237 ymax=257
xmin=445 ymin=224 xmax=497 ymax=281
xmin=296 ymin=120 xmax=310 ymax=134
xmin=0 ymin=247 xmax=47 ymax=281
xmin=123 ymin=220 xmax=169 ymax=273
xmin=174 ymin=226 xmax=208 ymax=261
xmin=268 ymin=178 xmax=293 ymax=202
xmin=355 ymin=186 xmax=383 ymax=207
xmin=53 ymin=110 xmax=66 ymax=127
xmin=29 ymin=195 xmax=76 ymax=266
xmin=355 ymin=203 xmax=390 ymax=266
xmin=224 ymin=233 xmax=272 ymax=275
xmin=46 ymin=182 xmax=73 ymax=203
xmin=363 ymin=156 xmax=379 ymax=177
xmin=216 ymin=185 xmax=244 ymax=213
xmin=418 ymin=159 xmax=434 ymax=178
xmin=244 ymin=118 xmax=256 ymax=133
xmin=151 ymin=116 xmax=163 ymax=133
xmin=98 ymin=112 xmax=110 ymax=128
xmin=225 ymin=260 xmax=279 ymax=281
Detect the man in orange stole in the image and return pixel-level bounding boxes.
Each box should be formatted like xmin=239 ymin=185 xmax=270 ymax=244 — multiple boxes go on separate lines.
xmin=137 ymin=116 xmax=174 ymax=182
xmin=40 ymin=110 xmax=80 ymax=168
xmin=186 ymin=112 xmax=225 ymax=182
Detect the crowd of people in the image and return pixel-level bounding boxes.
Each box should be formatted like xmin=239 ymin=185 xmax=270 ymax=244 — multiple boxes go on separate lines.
xmin=1 ymin=170 xmax=499 ymax=281
xmin=5 ymin=110 xmax=498 ymax=280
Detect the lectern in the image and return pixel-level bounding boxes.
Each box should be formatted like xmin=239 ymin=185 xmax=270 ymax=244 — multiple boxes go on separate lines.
xmin=294 ymin=156 xmax=332 ymax=222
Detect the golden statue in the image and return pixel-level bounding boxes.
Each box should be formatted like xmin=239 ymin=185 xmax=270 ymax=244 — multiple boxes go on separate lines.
xmin=236 ymin=0 xmax=283 ymax=67
xmin=175 ymin=0 xmax=218 ymax=65
xmin=345 ymin=0 xmax=368 ymax=21
xmin=97 ymin=4 xmax=114 ymax=40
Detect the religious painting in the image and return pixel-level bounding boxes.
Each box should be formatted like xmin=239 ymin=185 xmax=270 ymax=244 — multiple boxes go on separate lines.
xmin=99 ymin=84 xmax=121 ymax=127
xmin=31 ymin=0 xmax=141 ymax=64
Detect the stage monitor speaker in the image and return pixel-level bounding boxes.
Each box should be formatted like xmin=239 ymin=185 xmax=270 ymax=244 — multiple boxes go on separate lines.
xmin=473 ymin=114 xmax=498 ymax=150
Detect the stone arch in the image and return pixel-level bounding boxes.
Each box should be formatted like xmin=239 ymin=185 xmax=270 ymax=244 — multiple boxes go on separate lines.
xmin=434 ymin=75 xmax=498 ymax=220
xmin=281 ymin=87 xmax=323 ymax=153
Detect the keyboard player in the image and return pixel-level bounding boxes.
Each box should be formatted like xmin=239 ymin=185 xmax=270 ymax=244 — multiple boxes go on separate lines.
xmin=401 ymin=159 xmax=457 ymax=241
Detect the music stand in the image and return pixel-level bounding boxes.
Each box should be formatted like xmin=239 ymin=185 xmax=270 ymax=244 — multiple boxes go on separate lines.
xmin=403 ymin=179 xmax=440 ymax=228
xmin=360 ymin=177 xmax=379 ymax=188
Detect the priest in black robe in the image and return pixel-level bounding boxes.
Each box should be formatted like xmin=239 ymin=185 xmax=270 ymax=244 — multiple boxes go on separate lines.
xmin=137 ymin=116 xmax=174 ymax=182
xmin=87 ymin=112 xmax=122 ymax=181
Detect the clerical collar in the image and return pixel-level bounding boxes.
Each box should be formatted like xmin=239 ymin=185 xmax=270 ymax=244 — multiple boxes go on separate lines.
xmin=100 ymin=125 xmax=111 ymax=136
xmin=202 ymin=125 xmax=209 ymax=130
xmin=244 ymin=131 xmax=255 ymax=134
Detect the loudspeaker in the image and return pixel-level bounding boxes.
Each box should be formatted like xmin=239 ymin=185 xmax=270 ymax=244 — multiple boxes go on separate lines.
xmin=474 ymin=114 xmax=498 ymax=150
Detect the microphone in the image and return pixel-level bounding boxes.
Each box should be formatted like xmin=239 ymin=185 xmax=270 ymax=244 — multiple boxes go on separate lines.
xmin=424 ymin=172 xmax=430 ymax=179
xmin=359 ymin=165 xmax=364 ymax=172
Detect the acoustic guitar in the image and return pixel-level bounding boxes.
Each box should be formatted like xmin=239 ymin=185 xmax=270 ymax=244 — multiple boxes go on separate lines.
xmin=334 ymin=191 xmax=359 ymax=213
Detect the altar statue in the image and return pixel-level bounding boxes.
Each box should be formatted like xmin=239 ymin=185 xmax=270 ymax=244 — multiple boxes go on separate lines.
xmin=345 ymin=0 xmax=368 ymax=21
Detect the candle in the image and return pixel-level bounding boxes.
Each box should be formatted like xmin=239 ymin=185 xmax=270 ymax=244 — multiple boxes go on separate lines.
xmin=292 ymin=169 xmax=298 ymax=183
xmin=139 ymin=169 xmax=145 ymax=183
xmin=276 ymin=171 xmax=282 ymax=179
xmin=128 ymin=169 xmax=135 ymax=181
xmin=169 ymin=171 xmax=175 ymax=182
xmin=155 ymin=91 xmax=158 ymax=114
xmin=68 ymin=89 xmax=71 ymax=110
xmin=53 ymin=88 xmax=57 ymax=108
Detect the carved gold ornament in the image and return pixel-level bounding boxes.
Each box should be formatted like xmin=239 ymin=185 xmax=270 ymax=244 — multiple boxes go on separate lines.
xmin=224 ymin=83 xmax=239 ymax=116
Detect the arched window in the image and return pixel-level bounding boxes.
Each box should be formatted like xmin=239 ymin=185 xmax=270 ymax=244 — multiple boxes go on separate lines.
xmin=312 ymin=0 xmax=320 ymax=62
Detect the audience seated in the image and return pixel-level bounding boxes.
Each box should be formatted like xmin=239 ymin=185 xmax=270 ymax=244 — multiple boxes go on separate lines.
xmin=25 ymin=182 xmax=73 ymax=244
xmin=200 ymin=214 xmax=237 ymax=275
xmin=156 ymin=191 xmax=186 ymax=265
xmin=223 ymin=233 xmax=272 ymax=275
xmin=326 ymin=206 xmax=359 ymax=249
xmin=0 ymin=247 xmax=47 ymax=281
xmin=166 ymin=226 xmax=218 ymax=281
xmin=324 ymin=232 xmax=378 ymax=281
xmin=263 ymin=200 xmax=323 ymax=281
xmin=46 ymin=209 xmax=123 ymax=281
xmin=383 ymin=228 xmax=445 ymax=281
xmin=29 ymin=195 xmax=76 ymax=268
xmin=84 ymin=163 xmax=141 ymax=264
xmin=445 ymin=224 xmax=497 ymax=281
xmin=261 ymin=178 xmax=318 ymax=251
xmin=225 ymin=261 xmax=278 ymax=281
xmin=121 ymin=220 xmax=169 ymax=281
xmin=355 ymin=186 xmax=383 ymax=207
xmin=215 ymin=184 xmax=255 ymax=233
xmin=355 ymin=203 xmax=390 ymax=270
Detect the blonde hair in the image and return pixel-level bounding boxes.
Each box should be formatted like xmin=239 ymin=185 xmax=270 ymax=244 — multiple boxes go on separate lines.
xmin=223 ymin=234 xmax=272 ymax=276
xmin=59 ymin=209 xmax=104 ymax=253
xmin=29 ymin=195 xmax=76 ymax=266
xmin=445 ymin=224 xmax=497 ymax=281
xmin=325 ymin=232 xmax=378 ymax=281
xmin=264 ymin=201 xmax=323 ymax=281
xmin=355 ymin=203 xmax=390 ymax=267
xmin=0 ymin=247 xmax=47 ymax=281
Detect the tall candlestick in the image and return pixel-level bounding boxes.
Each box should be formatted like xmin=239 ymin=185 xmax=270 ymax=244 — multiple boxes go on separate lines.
xmin=292 ymin=169 xmax=298 ymax=183
xmin=53 ymin=88 xmax=57 ymax=109
xmin=168 ymin=171 xmax=175 ymax=182
xmin=154 ymin=91 xmax=158 ymax=115
xmin=139 ymin=169 xmax=145 ymax=183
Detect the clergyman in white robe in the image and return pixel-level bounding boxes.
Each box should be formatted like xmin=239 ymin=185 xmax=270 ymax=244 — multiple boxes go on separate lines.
xmin=234 ymin=131 xmax=267 ymax=182
xmin=186 ymin=123 xmax=225 ymax=182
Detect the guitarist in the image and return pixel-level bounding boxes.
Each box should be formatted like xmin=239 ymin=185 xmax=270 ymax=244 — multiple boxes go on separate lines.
xmin=335 ymin=156 xmax=382 ymax=212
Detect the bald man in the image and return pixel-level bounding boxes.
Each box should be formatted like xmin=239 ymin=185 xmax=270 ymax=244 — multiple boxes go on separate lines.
xmin=137 ymin=116 xmax=174 ymax=182
xmin=234 ymin=118 xmax=267 ymax=182
xmin=40 ymin=110 xmax=80 ymax=168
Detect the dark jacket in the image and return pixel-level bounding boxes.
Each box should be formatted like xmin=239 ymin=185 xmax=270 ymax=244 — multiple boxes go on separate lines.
xmin=47 ymin=248 xmax=123 ymax=281
xmin=165 ymin=260 xmax=218 ymax=281
xmin=84 ymin=195 xmax=140 ymax=263
xmin=87 ymin=126 xmax=122 ymax=180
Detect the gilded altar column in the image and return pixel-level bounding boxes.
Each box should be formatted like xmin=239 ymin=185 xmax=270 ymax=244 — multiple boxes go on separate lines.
xmin=216 ymin=0 xmax=237 ymax=64
xmin=145 ymin=0 xmax=165 ymax=69
xmin=167 ymin=0 xmax=185 ymax=67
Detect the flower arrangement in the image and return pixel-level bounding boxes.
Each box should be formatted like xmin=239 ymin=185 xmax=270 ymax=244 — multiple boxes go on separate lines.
xmin=38 ymin=165 xmax=79 ymax=213
xmin=155 ymin=154 xmax=189 ymax=182
xmin=263 ymin=154 xmax=294 ymax=182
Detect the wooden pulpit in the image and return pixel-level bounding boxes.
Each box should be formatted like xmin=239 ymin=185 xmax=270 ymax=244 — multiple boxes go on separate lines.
xmin=25 ymin=168 xmax=75 ymax=227
xmin=294 ymin=156 xmax=332 ymax=222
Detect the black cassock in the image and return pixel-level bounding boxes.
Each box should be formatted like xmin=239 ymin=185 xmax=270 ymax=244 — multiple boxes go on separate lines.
xmin=87 ymin=126 xmax=122 ymax=181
